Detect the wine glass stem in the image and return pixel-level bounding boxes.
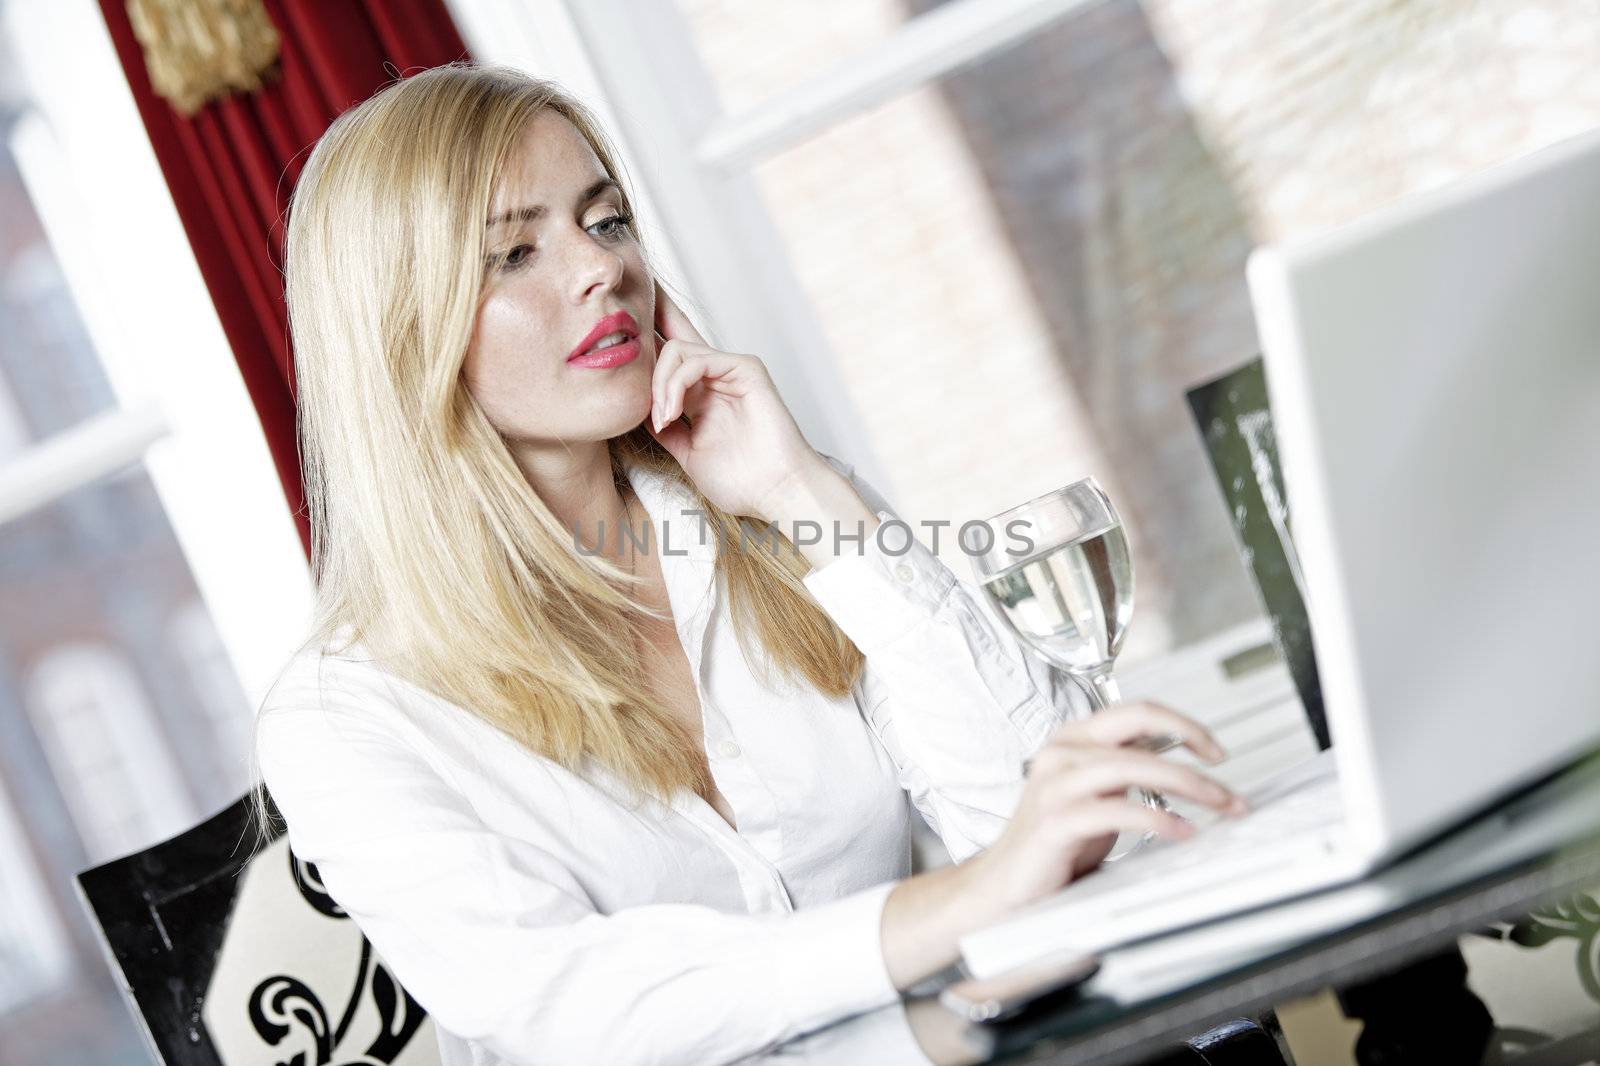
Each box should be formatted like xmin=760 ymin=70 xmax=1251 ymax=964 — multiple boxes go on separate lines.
xmin=1084 ymin=669 xmax=1121 ymax=710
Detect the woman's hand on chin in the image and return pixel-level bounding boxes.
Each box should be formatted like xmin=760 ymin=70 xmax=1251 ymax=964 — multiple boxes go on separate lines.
xmin=645 ymin=279 xmax=828 ymax=522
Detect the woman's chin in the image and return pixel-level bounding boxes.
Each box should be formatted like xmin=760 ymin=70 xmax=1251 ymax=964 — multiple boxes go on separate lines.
xmin=601 ymin=403 xmax=654 ymax=441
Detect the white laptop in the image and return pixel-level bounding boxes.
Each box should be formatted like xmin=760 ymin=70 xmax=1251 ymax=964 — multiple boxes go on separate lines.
xmin=960 ymin=126 xmax=1600 ymax=980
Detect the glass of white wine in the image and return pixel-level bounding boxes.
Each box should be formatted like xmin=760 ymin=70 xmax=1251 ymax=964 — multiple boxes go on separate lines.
xmin=967 ymin=476 xmax=1167 ymax=857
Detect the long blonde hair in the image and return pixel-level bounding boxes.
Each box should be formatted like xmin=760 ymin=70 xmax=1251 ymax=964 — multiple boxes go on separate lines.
xmin=255 ymin=62 xmax=863 ymax=827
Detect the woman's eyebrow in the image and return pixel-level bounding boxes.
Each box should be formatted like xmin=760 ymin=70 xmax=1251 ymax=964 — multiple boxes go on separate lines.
xmin=486 ymin=177 xmax=621 ymax=228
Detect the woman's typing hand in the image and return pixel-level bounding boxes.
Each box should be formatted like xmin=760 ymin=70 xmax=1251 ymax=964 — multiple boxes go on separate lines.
xmin=965 ymin=701 xmax=1248 ymax=909
xmin=879 ymin=701 xmax=1248 ymax=990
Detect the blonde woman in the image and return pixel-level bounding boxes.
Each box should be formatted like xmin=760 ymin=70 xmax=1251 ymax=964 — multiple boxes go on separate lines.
xmin=253 ymin=61 xmax=1247 ymax=1066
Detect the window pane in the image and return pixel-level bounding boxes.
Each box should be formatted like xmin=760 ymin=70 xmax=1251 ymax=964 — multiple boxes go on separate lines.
xmin=695 ymin=0 xmax=1600 ymax=661
xmin=676 ymin=0 xmax=906 ymax=116
xmin=0 ymin=783 xmax=71 ymax=1018
xmin=25 ymin=642 xmax=200 ymax=865
xmin=0 ymin=354 xmax=27 ymax=465
xmin=0 ymin=199 xmax=119 ymax=440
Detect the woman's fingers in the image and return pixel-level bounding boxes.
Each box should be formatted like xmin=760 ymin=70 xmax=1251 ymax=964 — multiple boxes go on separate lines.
xmin=650 ymin=277 xmax=713 ymax=422
xmin=661 ymin=356 xmax=706 ymax=427
xmin=651 ymin=339 xmax=710 ymax=428
xmin=1127 ymin=733 xmax=1184 ymax=755
xmin=651 ymin=333 xmax=680 ymax=422
xmin=657 ymin=349 xmax=756 ymax=427
xmin=1045 ymin=701 xmax=1226 ymax=764
xmin=654 ymin=279 xmax=707 ymax=346
xmin=1051 ymin=798 xmax=1196 ymax=845
xmin=1035 ymin=750 xmax=1248 ymax=815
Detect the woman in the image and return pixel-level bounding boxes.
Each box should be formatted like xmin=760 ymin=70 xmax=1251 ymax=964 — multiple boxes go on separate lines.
xmin=252 ymin=61 xmax=1246 ymax=1066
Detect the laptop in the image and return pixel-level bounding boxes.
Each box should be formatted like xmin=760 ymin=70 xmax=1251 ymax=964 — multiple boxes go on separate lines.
xmin=959 ymin=126 xmax=1600 ymax=980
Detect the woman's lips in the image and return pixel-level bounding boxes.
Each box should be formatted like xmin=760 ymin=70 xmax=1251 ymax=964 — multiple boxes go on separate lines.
xmin=567 ymin=336 xmax=641 ymax=369
xmin=569 ymin=310 xmax=640 ymax=360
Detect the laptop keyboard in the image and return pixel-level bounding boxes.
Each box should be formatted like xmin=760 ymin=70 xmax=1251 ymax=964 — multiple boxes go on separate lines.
xmin=958 ymin=751 xmax=1357 ymax=972
xmin=1133 ymin=759 xmax=1344 ymax=880
xmin=1047 ymin=750 xmax=1347 ymax=907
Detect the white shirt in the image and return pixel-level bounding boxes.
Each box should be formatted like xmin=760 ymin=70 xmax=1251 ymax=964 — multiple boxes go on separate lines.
xmin=255 ymin=454 xmax=1089 ymax=1066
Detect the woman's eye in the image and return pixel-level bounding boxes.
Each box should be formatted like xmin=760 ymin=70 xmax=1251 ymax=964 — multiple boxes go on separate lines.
xmin=591 ymin=213 xmax=634 ymax=239
xmin=497 ymin=244 xmax=534 ymax=272
xmin=491 ymin=214 xmax=632 ymax=274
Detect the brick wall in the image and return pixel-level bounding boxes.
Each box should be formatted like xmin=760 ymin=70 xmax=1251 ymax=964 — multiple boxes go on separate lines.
xmin=1143 ymin=0 xmax=1600 ymax=241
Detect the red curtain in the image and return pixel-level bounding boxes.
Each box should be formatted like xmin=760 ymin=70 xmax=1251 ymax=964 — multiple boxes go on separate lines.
xmin=97 ymin=0 xmax=472 ymax=559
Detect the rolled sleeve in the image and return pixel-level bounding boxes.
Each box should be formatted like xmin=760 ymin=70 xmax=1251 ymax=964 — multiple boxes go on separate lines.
xmin=770 ymin=879 xmax=900 ymax=1033
xmin=802 ymin=454 xmax=1093 ymax=861
xmin=800 ymin=508 xmax=955 ymax=655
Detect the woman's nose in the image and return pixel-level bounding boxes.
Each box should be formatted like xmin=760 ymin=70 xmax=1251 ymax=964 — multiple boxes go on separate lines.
xmin=571 ymin=238 xmax=625 ymax=302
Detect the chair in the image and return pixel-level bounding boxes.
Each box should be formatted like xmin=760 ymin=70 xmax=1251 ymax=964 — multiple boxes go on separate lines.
xmin=75 ymin=789 xmax=438 ymax=1066
xmin=1154 ymin=1018 xmax=1295 ymax=1065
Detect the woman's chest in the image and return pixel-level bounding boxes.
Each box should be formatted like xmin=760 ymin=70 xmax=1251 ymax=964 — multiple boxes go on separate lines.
xmin=631 ymin=589 xmax=903 ymax=854
xmin=692 ymin=608 xmax=915 ymax=898
xmin=634 ymin=613 xmax=739 ymax=827
xmin=424 ymin=646 xmax=913 ymax=914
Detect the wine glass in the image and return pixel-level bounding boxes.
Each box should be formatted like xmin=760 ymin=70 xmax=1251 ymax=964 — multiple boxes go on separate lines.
xmin=966 ymin=476 xmax=1167 ymax=857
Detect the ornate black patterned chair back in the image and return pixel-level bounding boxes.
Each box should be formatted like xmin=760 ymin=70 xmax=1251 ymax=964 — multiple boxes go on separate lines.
xmin=75 ymin=790 xmax=438 ymax=1066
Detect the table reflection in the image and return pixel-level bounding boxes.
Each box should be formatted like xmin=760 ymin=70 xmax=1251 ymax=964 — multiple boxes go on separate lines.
xmin=755 ymin=995 xmax=989 ymax=1065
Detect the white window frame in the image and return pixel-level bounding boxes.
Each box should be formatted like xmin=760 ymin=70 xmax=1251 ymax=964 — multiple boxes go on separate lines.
xmin=0 ymin=0 xmax=312 ymax=707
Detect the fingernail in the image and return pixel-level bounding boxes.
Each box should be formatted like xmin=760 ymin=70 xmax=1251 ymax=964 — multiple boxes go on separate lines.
xmin=1227 ymin=795 xmax=1250 ymax=816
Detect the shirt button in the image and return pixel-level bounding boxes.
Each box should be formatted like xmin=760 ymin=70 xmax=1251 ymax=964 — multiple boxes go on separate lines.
xmin=715 ymin=740 xmax=742 ymax=759
xmin=893 ymin=562 xmax=915 ymax=584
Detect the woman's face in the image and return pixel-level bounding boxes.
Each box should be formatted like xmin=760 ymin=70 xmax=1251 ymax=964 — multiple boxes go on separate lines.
xmin=464 ymin=110 xmax=656 ymax=449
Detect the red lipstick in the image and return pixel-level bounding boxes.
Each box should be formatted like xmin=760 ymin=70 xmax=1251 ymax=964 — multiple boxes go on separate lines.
xmin=568 ymin=311 xmax=641 ymax=369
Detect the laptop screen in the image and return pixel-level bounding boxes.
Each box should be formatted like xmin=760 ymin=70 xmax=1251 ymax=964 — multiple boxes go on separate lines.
xmin=1188 ymin=356 xmax=1330 ymax=750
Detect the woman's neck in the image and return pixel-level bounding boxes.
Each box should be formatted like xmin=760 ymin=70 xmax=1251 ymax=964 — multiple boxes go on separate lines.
xmin=509 ymin=439 xmax=638 ymax=563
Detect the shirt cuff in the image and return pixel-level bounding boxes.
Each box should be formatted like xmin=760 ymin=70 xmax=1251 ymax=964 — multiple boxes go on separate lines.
xmin=770 ymin=878 xmax=901 ymax=1035
xmin=801 ymin=510 xmax=959 ymax=656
